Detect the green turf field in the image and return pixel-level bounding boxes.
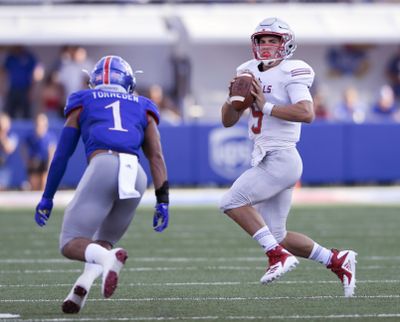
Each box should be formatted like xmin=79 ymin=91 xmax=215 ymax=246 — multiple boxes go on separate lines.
xmin=0 ymin=205 xmax=399 ymax=321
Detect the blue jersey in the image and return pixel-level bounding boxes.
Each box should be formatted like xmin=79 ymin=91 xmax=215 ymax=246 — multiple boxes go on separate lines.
xmin=64 ymin=89 xmax=160 ymax=159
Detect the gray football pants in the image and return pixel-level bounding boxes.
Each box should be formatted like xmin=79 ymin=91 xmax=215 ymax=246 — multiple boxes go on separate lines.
xmin=59 ymin=152 xmax=147 ymax=251
xmin=220 ymin=147 xmax=302 ymax=242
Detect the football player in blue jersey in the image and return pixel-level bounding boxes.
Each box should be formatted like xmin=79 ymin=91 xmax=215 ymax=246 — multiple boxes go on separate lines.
xmin=34 ymin=55 xmax=169 ymax=313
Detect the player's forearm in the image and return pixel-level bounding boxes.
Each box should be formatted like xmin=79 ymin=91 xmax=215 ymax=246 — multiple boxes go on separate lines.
xmin=149 ymin=154 xmax=169 ymax=205
xmin=270 ymin=101 xmax=314 ymax=123
xmin=148 ymin=153 xmax=168 ymax=190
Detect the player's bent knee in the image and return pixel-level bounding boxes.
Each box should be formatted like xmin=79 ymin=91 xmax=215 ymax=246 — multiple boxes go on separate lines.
xmin=220 ymin=190 xmax=248 ymax=213
xmin=219 ymin=193 xmax=231 ymax=213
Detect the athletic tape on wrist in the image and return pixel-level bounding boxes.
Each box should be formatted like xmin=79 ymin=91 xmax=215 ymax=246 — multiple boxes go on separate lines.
xmin=262 ymin=102 xmax=274 ymax=115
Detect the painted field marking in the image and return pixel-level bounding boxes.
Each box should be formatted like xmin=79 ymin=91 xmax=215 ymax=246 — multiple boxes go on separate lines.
xmin=0 ymin=313 xmax=19 ymax=318
xmin=1 ymin=279 xmax=399 ymax=289
xmin=0 ymin=256 xmax=399 ymax=264
xmin=0 ymin=264 xmax=397 ymax=275
xmin=1 ymin=294 xmax=400 ymax=303
xmin=5 ymin=314 xmax=400 ymax=322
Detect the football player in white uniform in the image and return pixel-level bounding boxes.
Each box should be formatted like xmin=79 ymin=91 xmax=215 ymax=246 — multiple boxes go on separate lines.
xmin=220 ymin=17 xmax=357 ymax=297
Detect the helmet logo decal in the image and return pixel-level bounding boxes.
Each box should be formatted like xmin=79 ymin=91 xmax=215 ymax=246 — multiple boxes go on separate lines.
xmin=90 ymin=55 xmax=136 ymax=94
xmin=103 ymin=56 xmax=112 ymax=85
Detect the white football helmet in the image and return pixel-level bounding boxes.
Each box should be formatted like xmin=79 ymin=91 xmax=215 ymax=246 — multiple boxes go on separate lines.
xmin=251 ymin=17 xmax=297 ymax=65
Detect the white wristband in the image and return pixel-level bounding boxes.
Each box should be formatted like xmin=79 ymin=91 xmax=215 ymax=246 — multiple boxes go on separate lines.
xmin=226 ymin=96 xmax=232 ymax=105
xmin=262 ymin=102 xmax=274 ymax=115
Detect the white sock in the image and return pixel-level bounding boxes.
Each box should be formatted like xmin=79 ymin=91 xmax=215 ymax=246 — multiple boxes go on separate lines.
xmin=308 ymin=242 xmax=332 ymax=266
xmin=74 ymin=263 xmax=103 ymax=290
xmin=84 ymin=243 xmax=110 ymax=266
xmin=252 ymin=226 xmax=278 ymax=252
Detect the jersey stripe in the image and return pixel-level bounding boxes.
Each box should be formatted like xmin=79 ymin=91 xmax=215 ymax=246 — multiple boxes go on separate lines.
xmin=291 ymin=68 xmax=311 ymax=77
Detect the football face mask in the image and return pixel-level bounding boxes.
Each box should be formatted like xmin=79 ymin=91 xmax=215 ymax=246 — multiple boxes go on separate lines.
xmin=253 ymin=35 xmax=284 ymax=62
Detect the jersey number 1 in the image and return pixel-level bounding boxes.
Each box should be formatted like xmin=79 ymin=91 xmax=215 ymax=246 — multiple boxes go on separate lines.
xmin=105 ymin=100 xmax=128 ymax=132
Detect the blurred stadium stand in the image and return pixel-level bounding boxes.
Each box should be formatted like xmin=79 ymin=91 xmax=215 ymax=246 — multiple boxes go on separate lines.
xmin=0 ymin=2 xmax=400 ymax=188
xmin=0 ymin=2 xmax=399 ymax=121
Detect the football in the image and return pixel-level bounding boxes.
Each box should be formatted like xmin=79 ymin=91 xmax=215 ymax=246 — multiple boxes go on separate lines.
xmin=229 ymin=73 xmax=255 ymax=111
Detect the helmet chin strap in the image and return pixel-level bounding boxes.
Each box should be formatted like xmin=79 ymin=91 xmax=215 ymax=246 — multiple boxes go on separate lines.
xmin=260 ymin=57 xmax=283 ymax=66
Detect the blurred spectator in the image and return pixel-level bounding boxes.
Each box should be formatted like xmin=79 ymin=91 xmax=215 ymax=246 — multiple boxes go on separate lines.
xmin=385 ymin=46 xmax=400 ymax=104
xmin=333 ymin=86 xmax=366 ymax=123
xmin=326 ymin=44 xmax=370 ymax=78
xmin=22 ymin=113 xmax=56 ymax=191
xmin=1 ymin=46 xmax=44 ymax=119
xmin=39 ymin=71 xmax=65 ymax=121
xmin=312 ymin=88 xmax=331 ymax=120
xmin=56 ymin=45 xmax=93 ymax=97
xmin=0 ymin=113 xmax=18 ymax=190
xmin=171 ymin=51 xmax=191 ymax=113
xmin=367 ymin=85 xmax=399 ymax=123
xmin=148 ymin=84 xmax=182 ymax=126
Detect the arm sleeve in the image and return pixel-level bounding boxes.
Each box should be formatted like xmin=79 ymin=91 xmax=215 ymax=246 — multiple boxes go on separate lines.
xmin=42 ymin=126 xmax=80 ymax=199
xmin=283 ymin=60 xmax=315 ymax=88
xmin=143 ymin=97 xmax=160 ymax=125
xmin=286 ymin=83 xmax=313 ymax=104
xmin=64 ymin=91 xmax=84 ymax=117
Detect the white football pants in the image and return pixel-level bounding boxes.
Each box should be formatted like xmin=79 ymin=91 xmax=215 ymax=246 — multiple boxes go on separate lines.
xmin=220 ymin=147 xmax=302 ymax=242
xmin=59 ymin=152 xmax=147 ymax=251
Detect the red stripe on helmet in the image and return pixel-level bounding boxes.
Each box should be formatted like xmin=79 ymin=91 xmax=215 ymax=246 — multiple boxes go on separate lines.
xmin=103 ymin=56 xmax=112 ymax=84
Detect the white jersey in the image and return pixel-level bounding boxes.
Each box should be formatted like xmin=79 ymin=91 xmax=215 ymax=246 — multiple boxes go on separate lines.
xmin=236 ymin=59 xmax=315 ymax=166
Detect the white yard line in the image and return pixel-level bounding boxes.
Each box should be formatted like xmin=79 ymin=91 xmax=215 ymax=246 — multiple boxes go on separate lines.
xmin=5 ymin=315 xmax=400 ymax=322
xmin=0 ymin=280 xmax=399 ymax=288
xmin=1 ymin=295 xmax=400 ymax=304
xmin=0 ymin=314 xmax=19 ymax=318
xmin=0 ymin=255 xmax=399 ymax=264
xmin=0 ymin=264 xmax=397 ymax=274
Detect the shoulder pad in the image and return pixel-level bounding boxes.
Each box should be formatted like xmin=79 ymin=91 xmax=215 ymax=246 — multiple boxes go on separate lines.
xmin=236 ymin=59 xmax=259 ymax=76
xmin=280 ymin=60 xmax=315 ymax=87
xmin=64 ymin=90 xmax=86 ymax=117
xmin=139 ymin=96 xmax=160 ymax=125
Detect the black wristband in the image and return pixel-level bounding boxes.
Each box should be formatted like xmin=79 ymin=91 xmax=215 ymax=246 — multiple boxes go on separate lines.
xmin=155 ymin=180 xmax=169 ymax=204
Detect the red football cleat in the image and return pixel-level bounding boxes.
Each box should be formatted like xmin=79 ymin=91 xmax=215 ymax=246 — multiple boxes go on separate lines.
xmin=327 ymin=249 xmax=357 ymax=297
xmin=260 ymin=245 xmax=299 ymax=284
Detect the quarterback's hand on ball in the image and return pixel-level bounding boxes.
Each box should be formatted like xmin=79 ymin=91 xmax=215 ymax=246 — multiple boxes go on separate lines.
xmin=153 ymin=203 xmax=169 ymax=232
xmin=34 ymin=197 xmax=53 ymax=227
xmin=251 ymin=78 xmax=266 ymax=110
